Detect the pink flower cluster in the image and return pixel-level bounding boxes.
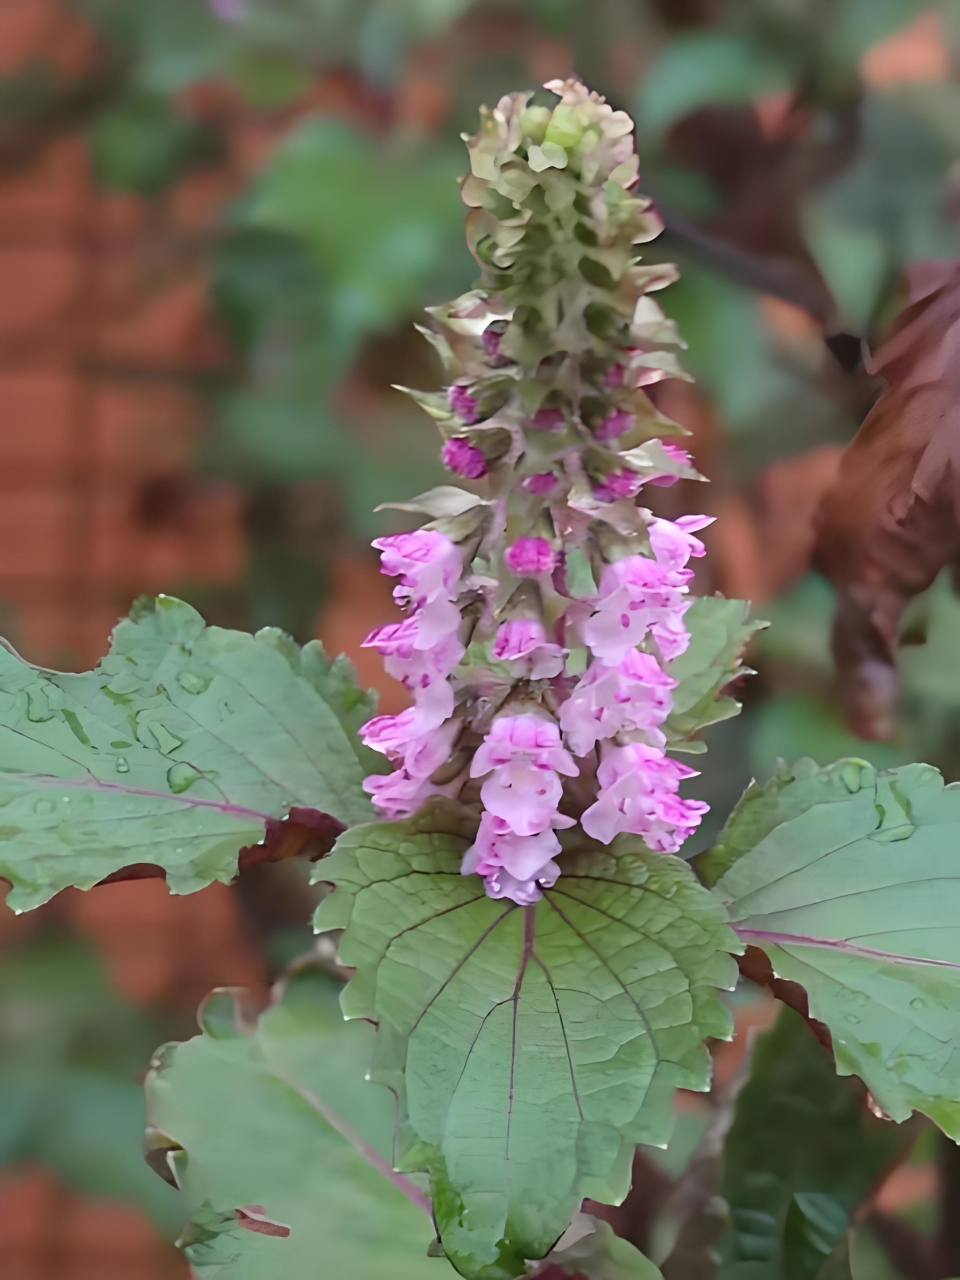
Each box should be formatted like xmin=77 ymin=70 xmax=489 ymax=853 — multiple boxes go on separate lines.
xmin=358 ymin=506 xmax=715 ymax=900
xmin=360 ymin=530 xmax=464 ymax=818
xmin=583 ymin=515 xmax=713 ymax=664
xmin=461 ymin=714 xmax=576 ymax=903
xmin=582 ymin=743 xmax=709 ymax=851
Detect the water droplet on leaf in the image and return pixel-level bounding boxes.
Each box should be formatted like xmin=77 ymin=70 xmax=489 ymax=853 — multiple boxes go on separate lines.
xmin=167 ymin=762 xmax=200 ymax=794
xmin=115 ymin=757 xmax=130 ymax=774
xmin=177 ymin=671 xmax=210 ymax=695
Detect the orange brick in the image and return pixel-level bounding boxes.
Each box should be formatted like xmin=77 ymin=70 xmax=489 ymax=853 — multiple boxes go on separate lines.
xmin=0 ymin=490 xmax=72 ymax=580
xmin=0 ymin=247 xmax=84 ymax=350
xmin=0 ymin=371 xmax=82 ymax=469
xmin=0 ymin=138 xmax=88 ymax=235
xmin=0 ymin=0 xmax=64 ymax=74
xmin=91 ymin=385 xmax=201 ymax=475
xmin=70 ymin=879 xmax=266 ymax=1007
xmin=96 ymin=280 xmax=214 ymax=370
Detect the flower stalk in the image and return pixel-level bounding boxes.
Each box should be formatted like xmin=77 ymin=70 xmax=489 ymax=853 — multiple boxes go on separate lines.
xmin=361 ymin=78 xmax=712 ymax=904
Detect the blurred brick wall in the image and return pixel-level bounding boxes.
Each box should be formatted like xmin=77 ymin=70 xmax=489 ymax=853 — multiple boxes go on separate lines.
xmin=0 ymin=3 xmax=258 ymax=1275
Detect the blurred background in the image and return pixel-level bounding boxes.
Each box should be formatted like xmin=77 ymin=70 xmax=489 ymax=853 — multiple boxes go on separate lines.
xmin=1 ymin=0 xmax=960 ymax=1275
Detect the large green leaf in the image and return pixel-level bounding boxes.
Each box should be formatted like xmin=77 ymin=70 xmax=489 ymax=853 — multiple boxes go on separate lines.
xmin=703 ymin=759 xmax=960 ymax=1139
xmin=0 ymin=595 xmax=376 ymax=910
xmin=664 ymin=597 xmax=761 ymax=749
xmin=314 ymin=821 xmax=740 ymax=1280
xmin=146 ymin=965 xmax=446 ymax=1278
xmin=716 ymin=1006 xmax=904 ymax=1279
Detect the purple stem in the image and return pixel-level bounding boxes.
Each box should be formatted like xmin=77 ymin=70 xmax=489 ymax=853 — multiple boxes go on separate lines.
xmin=11 ymin=772 xmax=273 ymax=826
xmin=735 ymin=926 xmax=960 ymax=971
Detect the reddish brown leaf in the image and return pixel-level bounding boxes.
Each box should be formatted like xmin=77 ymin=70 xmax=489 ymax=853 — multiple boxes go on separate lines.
xmin=814 ymin=259 xmax=960 ymax=739
xmin=234 ymin=1205 xmax=292 ymax=1238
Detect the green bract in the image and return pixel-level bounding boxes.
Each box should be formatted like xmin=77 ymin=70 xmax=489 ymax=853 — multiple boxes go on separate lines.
xmin=460 ymin=79 xmax=677 ymax=367
xmin=0 ymin=595 xmax=377 ymax=909
xmin=705 ymin=759 xmax=960 ymax=1139
xmin=314 ymin=822 xmax=739 ymax=1279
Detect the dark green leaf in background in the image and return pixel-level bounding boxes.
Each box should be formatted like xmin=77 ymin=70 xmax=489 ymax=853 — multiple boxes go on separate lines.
xmin=0 ymin=934 xmax=180 ymax=1234
xmin=716 ymin=1006 xmax=905 ymax=1279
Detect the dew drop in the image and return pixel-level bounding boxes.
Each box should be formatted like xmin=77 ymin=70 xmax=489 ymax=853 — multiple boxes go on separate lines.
xmin=167 ymin=762 xmax=201 ymax=794
xmin=33 ymin=798 xmax=56 ymax=816
xmin=115 ymin=757 xmax=130 ymax=774
xmin=177 ymin=670 xmax=210 ymax=695
xmin=139 ymin=717 xmax=185 ymax=756
xmin=910 ymin=996 xmax=927 ymax=1011
xmin=843 ymin=1013 xmax=861 ymax=1026
xmin=25 ymin=685 xmax=54 ymax=723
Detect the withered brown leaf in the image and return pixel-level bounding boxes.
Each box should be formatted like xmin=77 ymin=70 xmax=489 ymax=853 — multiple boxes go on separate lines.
xmin=814 ymin=259 xmax=960 ymax=739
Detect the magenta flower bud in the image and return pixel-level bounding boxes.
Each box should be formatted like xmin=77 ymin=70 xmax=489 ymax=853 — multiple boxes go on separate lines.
xmin=442 ymin=438 xmax=488 ymax=479
xmin=529 ymin=407 xmax=565 ymax=430
xmin=602 ymin=363 xmax=625 ymax=389
xmin=647 ymin=442 xmax=693 ymax=487
xmin=592 ymin=468 xmax=642 ymax=503
xmin=481 ymin=323 xmax=505 ymax=359
xmin=505 ymin=536 xmax=557 ymax=576
xmin=447 ymin=383 xmax=479 ymax=424
xmin=594 ymin=408 xmax=634 ymax=441
xmin=522 ymin=471 xmax=557 ymax=495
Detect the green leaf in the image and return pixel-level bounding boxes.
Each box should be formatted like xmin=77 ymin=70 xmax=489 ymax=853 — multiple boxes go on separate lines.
xmin=542 ymin=1214 xmax=663 ymax=1278
xmin=241 ymin=118 xmax=467 ymax=345
xmin=717 ymin=1006 xmax=904 ymax=1279
xmin=314 ymin=822 xmax=740 ymax=1279
xmin=90 ymin=89 xmax=220 ymax=195
xmin=146 ymin=965 xmax=448 ymax=1278
xmin=664 ymin=597 xmax=761 ymax=748
xmin=704 ymin=759 xmax=960 ymax=1140
xmin=0 ymin=933 xmax=180 ymax=1234
xmin=637 ymin=34 xmax=790 ymax=136
xmin=0 ymin=594 xmax=376 ymax=910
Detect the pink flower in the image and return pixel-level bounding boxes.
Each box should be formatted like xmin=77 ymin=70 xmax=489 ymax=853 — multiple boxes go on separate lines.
xmin=362 ymin=720 xmax=461 ymax=818
xmin=461 ymin=812 xmax=561 ymax=883
xmin=363 ymin=618 xmax=464 ymax=681
xmin=602 ymin=363 xmax=625 ymax=390
xmin=363 ymin=767 xmax=431 ymax=819
xmin=592 ymin=468 xmax=642 ymax=503
xmin=442 ymin=437 xmax=488 ymax=479
xmin=522 ymin=472 xmax=557 ymax=495
xmin=530 ymin=407 xmax=566 ymax=430
xmin=647 ymin=443 xmax=693 ymax=487
xmin=373 ymin=530 xmax=461 ymax=603
xmin=583 ymin=554 xmax=692 ymax=664
xmin=372 ymin=530 xmax=463 ymax=647
xmin=559 ymin=650 xmax=676 ymax=757
xmin=492 ymin=618 xmax=565 ymax=679
xmin=481 ymin=323 xmax=505 ymax=359
xmin=448 ymin=383 xmax=479 ymax=423
xmin=483 ymin=866 xmax=556 ymax=904
xmin=505 ymin=537 xmax=557 ymax=577
xmin=594 ymin=408 xmax=634 ymax=440
xmin=471 ymin=714 xmax=577 ymax=836
xmin=649 ymin=515 xmax=713 ymax=571
xmin=209 ymin=0 xmax=244 ymax=20
xmin=581 ymin=742 xmax=708 ymax=850
xmin=361 ymin=699 xmax=452 ymax=756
